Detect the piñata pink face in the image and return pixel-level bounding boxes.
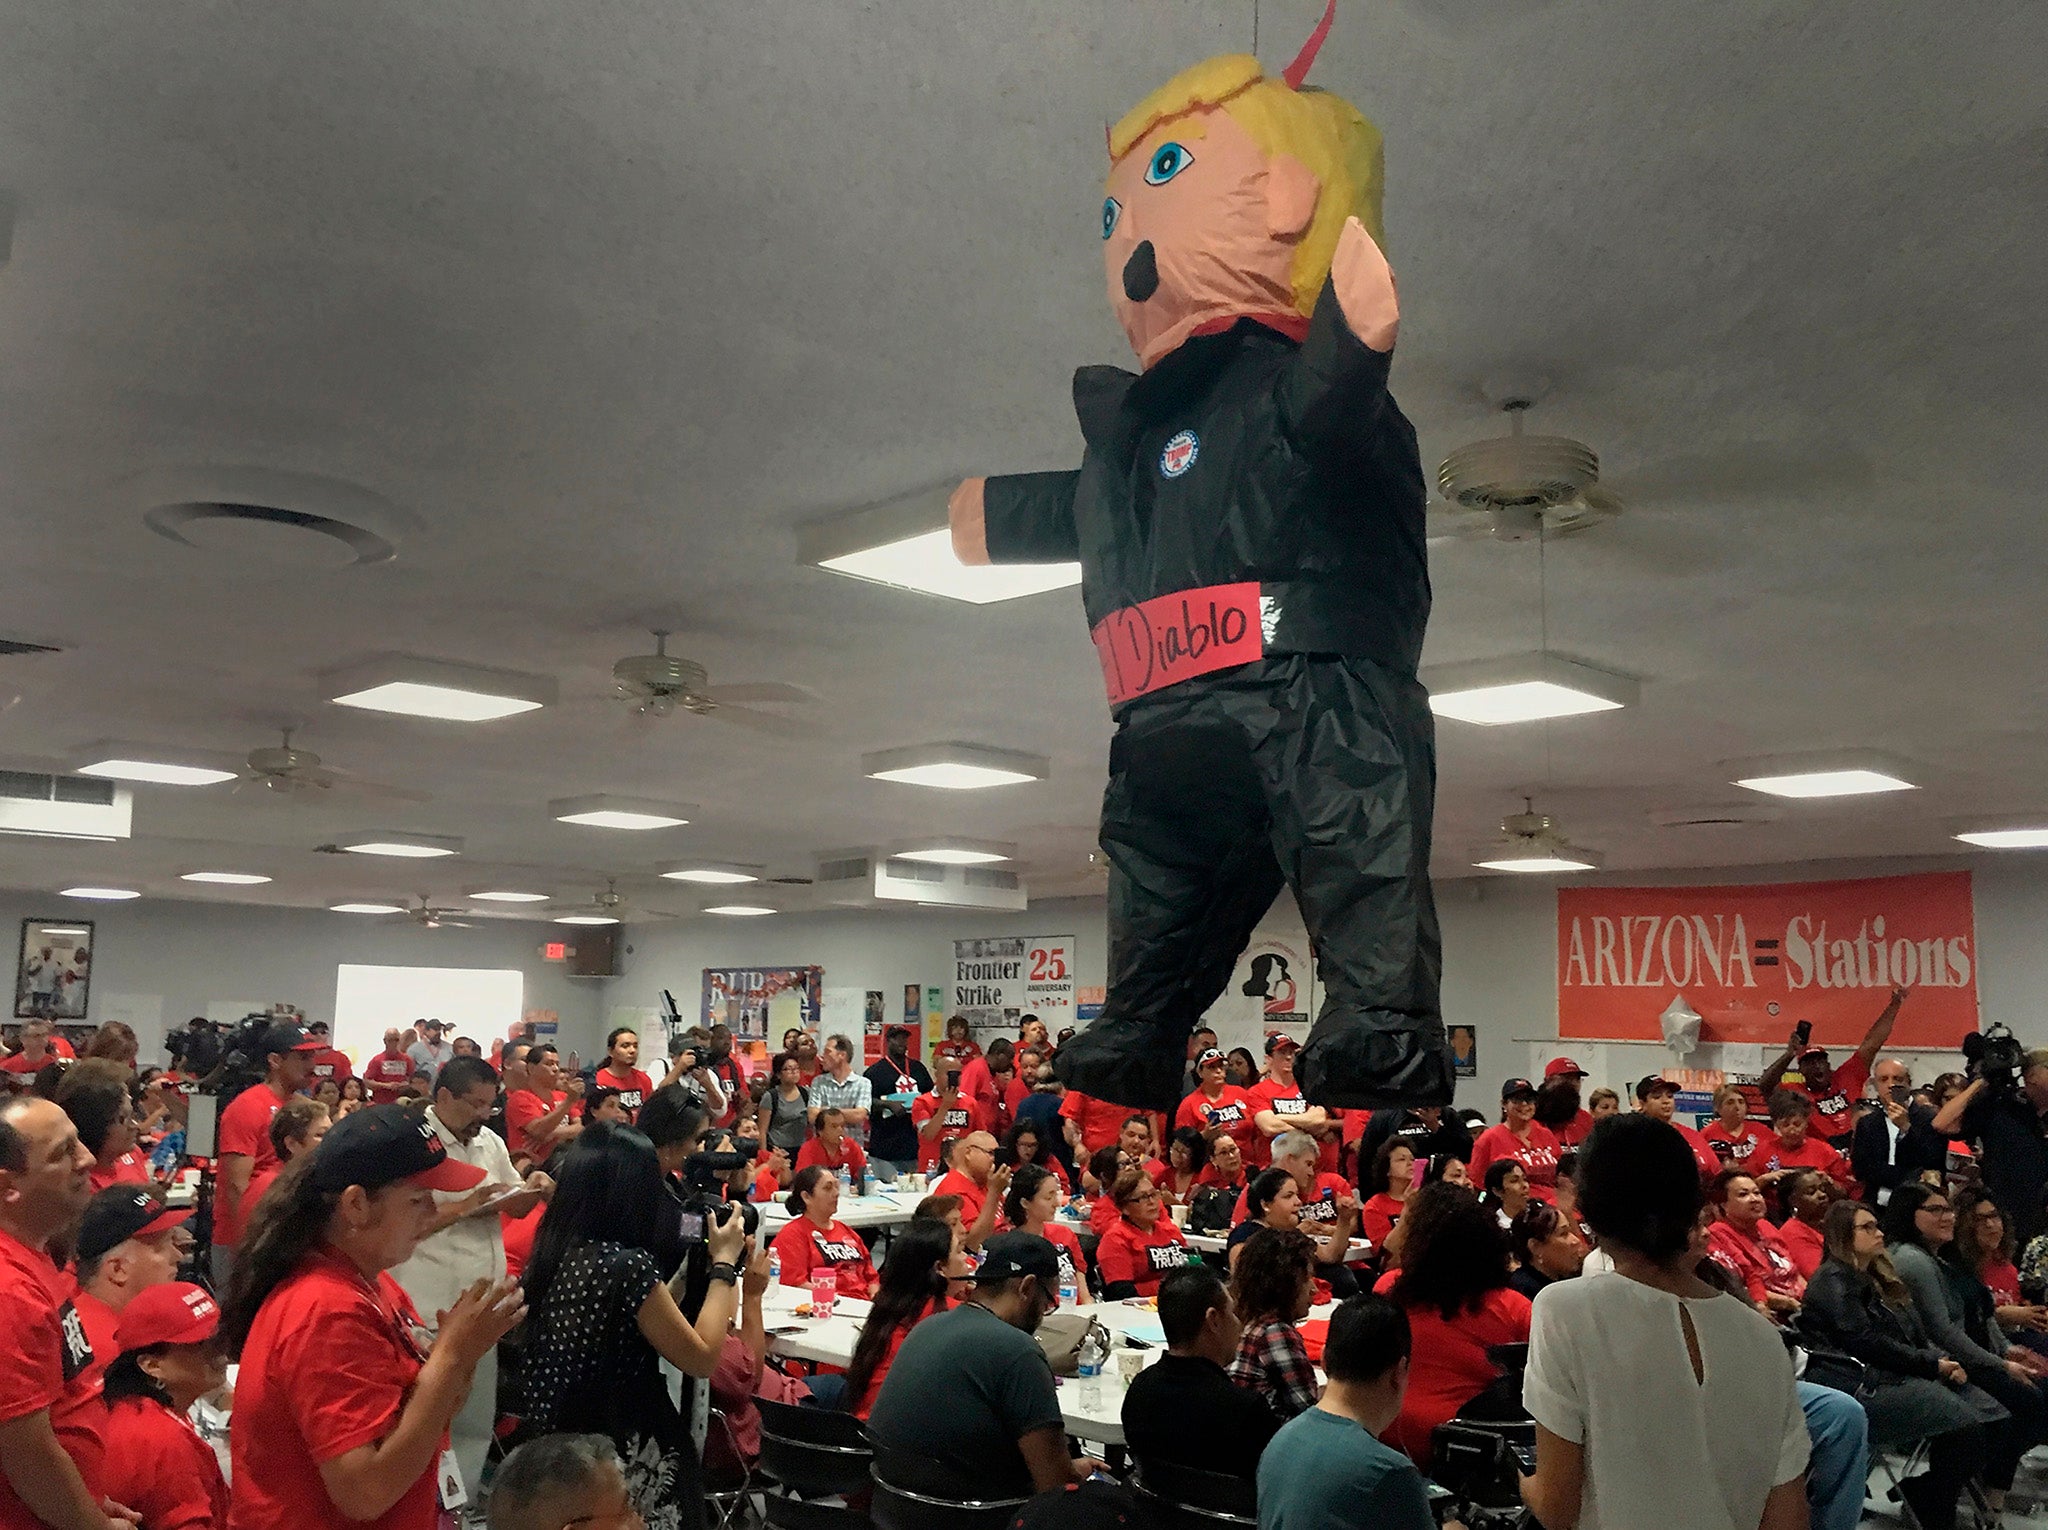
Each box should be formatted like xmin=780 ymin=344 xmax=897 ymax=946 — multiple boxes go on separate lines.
xmin=1102 ymin=107 xmax=1319 ymax=370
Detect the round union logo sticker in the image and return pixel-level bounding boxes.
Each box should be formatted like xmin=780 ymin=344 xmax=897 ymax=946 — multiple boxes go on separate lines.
xmin=1159 ymin=429 xmax=1199 ymax=478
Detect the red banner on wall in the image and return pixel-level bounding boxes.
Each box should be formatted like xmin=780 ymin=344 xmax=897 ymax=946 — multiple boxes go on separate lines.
xmin=1557 ymin=871 xmax=1980 ymax=1047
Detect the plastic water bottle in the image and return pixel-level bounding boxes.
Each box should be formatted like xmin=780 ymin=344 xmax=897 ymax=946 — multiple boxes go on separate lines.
xmin=1059 ymin=1281 xmax=1079 ymax=1310
xmin=768 ymin=1246 xmax=781 ymax=1283
xmin=838 ymin=1165 xmax=854 ymax=1197
xmin=1076 ymin=1323 xmax=1109 ymax=1402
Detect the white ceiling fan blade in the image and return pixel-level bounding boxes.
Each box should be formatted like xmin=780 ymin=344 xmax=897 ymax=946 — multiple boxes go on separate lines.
xmin=699 ymin=683 xmax=813 ymax=707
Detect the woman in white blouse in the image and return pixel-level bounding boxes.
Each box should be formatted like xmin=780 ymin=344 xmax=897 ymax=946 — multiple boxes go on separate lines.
xmin=1520 ymin=1114 xmax=1810 ymax=1530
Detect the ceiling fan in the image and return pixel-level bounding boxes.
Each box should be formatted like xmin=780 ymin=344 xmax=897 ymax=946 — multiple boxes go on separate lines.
xmin=1432 ymin=398 xmax=1623 ymax=544
xmin=397 ymin=895 xmax=474 ymax=930
xmin=609 ymin=631 xmax=813 ymax=735
xmin=558 ymin=877 xmax=689 ymax=923
xmin=237 ymin=728 xmax=427 ymax=801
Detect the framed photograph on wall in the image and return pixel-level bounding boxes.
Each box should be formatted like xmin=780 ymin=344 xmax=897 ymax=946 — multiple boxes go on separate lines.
xmin=1447 ymin=1023 xmax=1478 ymax=1080
xmin=15 ymin=919 xmax=94 ymax=1022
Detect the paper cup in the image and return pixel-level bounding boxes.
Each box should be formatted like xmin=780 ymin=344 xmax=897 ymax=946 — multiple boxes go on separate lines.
xmin=1168 ymin=1203 xmax=1189 ymax=1227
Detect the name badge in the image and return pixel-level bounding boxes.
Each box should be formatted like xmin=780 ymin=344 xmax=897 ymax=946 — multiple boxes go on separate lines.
xmin=1091 ymin=582 xmax=1263 ymax=705
xmin=438 ymin=1448 xmax=469 ymax=1510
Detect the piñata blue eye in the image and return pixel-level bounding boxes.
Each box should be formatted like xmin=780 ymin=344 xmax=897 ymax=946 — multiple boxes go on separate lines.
xmin=1101 ymin=196 xmax=1121 ymax=240
xmin=1144 ymin=142 xmax=1193 ymax=185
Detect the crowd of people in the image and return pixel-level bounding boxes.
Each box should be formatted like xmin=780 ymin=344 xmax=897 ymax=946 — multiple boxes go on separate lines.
xmin=5 ymin=989 xmax=2048 ymax=1530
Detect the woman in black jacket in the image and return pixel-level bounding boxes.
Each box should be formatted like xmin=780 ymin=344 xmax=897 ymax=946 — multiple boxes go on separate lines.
xmin=1802 ymin=1201 xmax=2002 ymax=1530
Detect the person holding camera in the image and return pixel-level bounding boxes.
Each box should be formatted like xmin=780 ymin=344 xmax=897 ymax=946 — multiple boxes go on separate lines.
xmin=518 ymin=1122 xmax=750 ymax=1530
xmin=1933 ymin=1039 xmax=2048 ymax=1247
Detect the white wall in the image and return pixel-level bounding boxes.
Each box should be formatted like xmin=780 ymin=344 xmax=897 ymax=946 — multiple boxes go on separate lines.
xmin=0 ymin=892 xmax=604 ymax=1066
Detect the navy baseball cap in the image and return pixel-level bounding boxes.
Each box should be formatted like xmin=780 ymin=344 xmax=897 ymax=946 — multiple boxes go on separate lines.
xmin=79 ymin=1186 xmax=193 ymax=1261
xmin=310 ymin=1104 xmax=486 ymax=1194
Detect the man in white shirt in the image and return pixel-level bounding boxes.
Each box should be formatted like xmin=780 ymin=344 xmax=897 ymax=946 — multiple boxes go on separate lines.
xmin=406 ymin=1017 xmax=455 ymax=1081
xmin=391 ymin=1054 xmax=550 ymax=1484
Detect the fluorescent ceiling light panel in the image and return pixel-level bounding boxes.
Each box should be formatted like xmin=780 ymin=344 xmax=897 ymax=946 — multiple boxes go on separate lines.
xmin=890 ymin=837 xmax=1015 ymax=866
xmin=704 ymin=904 xmax=777 ymax=917
xmin=1473 ymin=848 xmax=1603 ymax=873
xmin=73 ymin=740 xmax=237 ymax=787
xmin=331 ymin=902 xmax=405 ymax=914
xmin=550 ymin=794 xmax=694 ymax=831
xmin=470 ymin=890 xmax=552 ymax=903
xmin=180 ymin=871 xmax=273 ymax=885
xmin=554 ymin=913 xmax=620 ymax=926
xmin=1955 ymin=828 xmax=2048 ymax=849
xmin=1733 ymin=768 xmax=1916 ymax=799
xmin=798 ymin=487 xmax=1082 ymax=605
xmin=337 ymin=831 xmax=463 ymax=859
xmin=60 ymin=886 xmax=140 ymax=900
xmin=325 ymin=655 xmax=556 ymax=722
xmin=863 ymin=742 xmax=1048 ymax=791
xmin=1424 ymin=655 xmax=1638 ymax=726
xmin=660 ymin=865 xmax=763 ymax=885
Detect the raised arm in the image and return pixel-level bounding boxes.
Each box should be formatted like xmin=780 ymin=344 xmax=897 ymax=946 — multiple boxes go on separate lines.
xmin=1851 ymin=986 xmax=1909 ymax=1075
xmin=950 ymin=471 xmax=1081 ymax=566
xmin=1273 ymin=216 xmax=1401 ymax=464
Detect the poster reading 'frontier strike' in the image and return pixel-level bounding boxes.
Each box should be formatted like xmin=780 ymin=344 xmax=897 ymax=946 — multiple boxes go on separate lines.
xmin=1557 ymin=871 xmax=1980 ymax=1048
xmin=952 ymin=936 xmax=1077 ymax=1048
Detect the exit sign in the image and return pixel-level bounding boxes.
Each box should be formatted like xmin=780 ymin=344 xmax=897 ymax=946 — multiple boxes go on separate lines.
xmin=543 ymin=942 xmax=568 ymax=962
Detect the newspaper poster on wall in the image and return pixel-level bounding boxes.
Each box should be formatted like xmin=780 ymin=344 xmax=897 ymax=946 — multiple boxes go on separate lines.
xmin=701 ymin=966 xmax=822 ymax=1042
xmin=951 ymin=936 xmax=1077 ymax=1048
xmin=1204 ymin=921 xmax=1318 ymax=1054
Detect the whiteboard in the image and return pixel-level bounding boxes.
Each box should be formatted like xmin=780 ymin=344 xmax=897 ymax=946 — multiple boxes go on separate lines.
xmin=332 ymin=965 xmax=524 ymax=1069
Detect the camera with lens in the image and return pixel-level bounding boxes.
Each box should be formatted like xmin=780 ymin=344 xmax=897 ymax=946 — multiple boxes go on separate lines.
xmin=1427 ymin=1343 xmax=1533 ymax=1527
xmin=1964 ymin=1024 xmax=2027 ymax=1096
xmin=676 ymin=1128 xmax=762 ymax=1243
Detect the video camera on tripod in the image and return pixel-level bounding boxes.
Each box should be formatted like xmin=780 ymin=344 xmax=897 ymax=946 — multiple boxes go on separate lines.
xmin=1963 ymin=1023 xmax=2028 ymax=1097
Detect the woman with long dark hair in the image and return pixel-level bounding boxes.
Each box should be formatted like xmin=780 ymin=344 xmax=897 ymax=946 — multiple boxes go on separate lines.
xmin=1382 ymin=1181 xmax=1529 ymax=1463
xmin=1001 ymin=1117 xmax=1070 ymax=1193
xmin=1478 ymin=1158 xmax=1530 ymax=1230
xmin=1884 ymin=1181 xmax=2047 ymax=1516
xmin=223 ymin=1104 xmax=523 ymax=1530
xmin=1804 ymin=1197 xmax=1996 ymax=1530
xmin=519 ymin=1123 xmax=750 ymax=1530
xmin=1951 ymin=1185 xmax=2048 ymax=1355
xmin=99 ymin=1282 xmax=229 ymax=1530
xmin=1005 ymin=1163 xmax=1089 ymax=1302
xmin=1227 ymin=1167 xmax=1359 ymax=1294
xmin=54 ymin=1059 xmax=150 ymax=1191
xmin=1358 ymin=1137 xmax=1416 ymax=1248
xmin=762 ymin=1053 xmax=810 ymax=1159
xmin=841 ymin=1220 xmax=971 ymax=1418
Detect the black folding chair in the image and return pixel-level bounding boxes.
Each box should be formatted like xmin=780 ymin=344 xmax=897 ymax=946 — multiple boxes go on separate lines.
xmin=1130 ymin=1459 xmax=1258 ymax=1528
xmin=756 ymin=1396 xmax=873 ymax=1501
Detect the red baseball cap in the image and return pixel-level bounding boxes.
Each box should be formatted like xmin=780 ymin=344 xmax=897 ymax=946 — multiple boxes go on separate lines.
xmin=1544 ymin=1057 xmax=1587 ymax=1079
xmin=116 ymin=1282 xmax=220 ymax=1353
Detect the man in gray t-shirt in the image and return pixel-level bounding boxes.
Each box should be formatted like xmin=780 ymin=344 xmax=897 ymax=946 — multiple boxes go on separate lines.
xmin=407 ymin=1018 xmax=454 ymax=1081
xmin=867 ymin=1233 xmax=1102 ymax=1499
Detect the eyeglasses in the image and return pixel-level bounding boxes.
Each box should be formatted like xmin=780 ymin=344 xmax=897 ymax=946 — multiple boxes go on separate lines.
xmin=1851 ymin=1219 xmax=1882 ymax=1233
xmin=1919 ymin=1202 xmax=1954 ymax=1216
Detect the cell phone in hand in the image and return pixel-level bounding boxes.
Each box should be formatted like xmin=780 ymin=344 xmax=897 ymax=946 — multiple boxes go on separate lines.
xmin=1890 ymin=1086 xmax=1911 ymax=1105
xmin=1792 ymin=1020 xmax=1812 ymax=1048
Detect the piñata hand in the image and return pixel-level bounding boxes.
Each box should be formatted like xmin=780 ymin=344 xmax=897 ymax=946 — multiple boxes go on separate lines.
xmin=1330 ymin=216 xmax=1398 ymax=354
xmin=948 ymin=478 xmax=990 ymax=565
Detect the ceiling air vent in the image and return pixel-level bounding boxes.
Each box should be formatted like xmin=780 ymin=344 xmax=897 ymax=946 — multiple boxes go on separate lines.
xmin=816 ymin=848 xmax=1028 ymax=912
xmin=0 ymin=772 xmax=132 ymax=841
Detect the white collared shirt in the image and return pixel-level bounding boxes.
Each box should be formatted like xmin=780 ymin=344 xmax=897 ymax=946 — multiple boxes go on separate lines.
xmin=390 ymin=1107 xmax=520 ymax=1329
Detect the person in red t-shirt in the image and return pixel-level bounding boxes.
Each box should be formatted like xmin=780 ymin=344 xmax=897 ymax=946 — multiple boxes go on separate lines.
xmin=0 ymin=1020 xmax=66 ymax=1084
xmin=504 ymin=1044 xmax=584 ymax=1163
xmin=931 ymin=1018 xmax=981 ymax=1074
xmin=841 ymin=1220 xmax=968 ymax=1419
xmin=222 ymin=1103 xmax=520 ymax=1530
xmin=1175 ymin=1048 xmax=1261 ymax=1162
xmin=770 ymin=1168 xmax=879 ymax=1301
xmin=1231 ymin=1131 xmax=1353 ymax=1230
xmin=910 ymin=1070 xmax=989 ymax=1174
xmin=1247 ymin=1033 xmax=1339 ymax=1173
xmin=1771 ymin=1167 xmax=1835 ymax=1281
xmin=98 ymin=1282 xmax=230 ymax=1530
xmin=956 ymin=1040 xmax=1018 ymax=1138
xmin=244 ymin=1098 xmax=333 ymax=1219
xmin=1701 ymin=1084 xmax=1772 ymax=1166
xmin=360 ymin=1029 xmax=416 ymax=1107
xmin=0 ymin=1095 xmax=112 ymax=1530
xmin=72 ymin=1186 xmax=192 ymax=1398
xmin=1194 ymin=1133 xmax=1248 ymax=1198
xmin=1003 ymin=1164 xmax=1090 ymax=1302
xmin=750 ymin=1146 xmax=792 ymax=1204
xmin=1468 ymin=1078 xmax=1564 ymax=1199
xmin=931 ymin=1132 xmax=1008 ymax=1249
xmin=1759 ymin=986 xmax=1907 ymax=1151
xmin=1703 ymin=1168 xmax=1805 ymax=1318
xmin=1060 ymin=1089 xmax=1149 ymax=1160
xmin=212 ymin=1024 xmax=321 ymax=1287
xmin=1535 ymin=1058 xmax=1596 ymax=1147
xmin=302 ymin=1021 xmax=353 ymax=1098
xmin=52 ymin=1061 xmax=152 ymax=1194
xmin=795 ymin=1109 xmax=870 ymax=1182
xmin=1748 ymin=1090 xmax=1854 ymax=1190
xmin=1633 ymin=1075 xmax=1722 ymax=1182
xmin=1094 ymin=1169 xmax=1190 ymax=1299
xmin=592 ymin=1028 xmax=657 ymax=1123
